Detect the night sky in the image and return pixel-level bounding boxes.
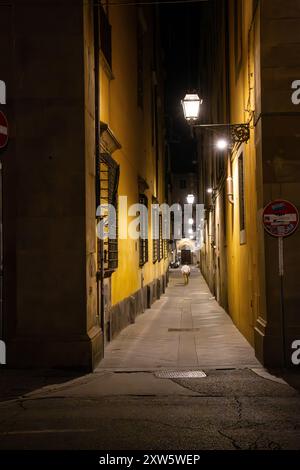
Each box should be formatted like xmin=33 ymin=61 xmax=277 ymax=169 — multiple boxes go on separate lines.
xmin=160 ymin=0 xmax=210 ymax=173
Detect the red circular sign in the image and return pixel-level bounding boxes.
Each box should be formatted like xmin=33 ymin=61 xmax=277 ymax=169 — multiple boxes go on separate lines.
xmin=0 ymin=110 xmax=8 ymax=149
xmin=263 ymin=199 xmax=299 ymax=237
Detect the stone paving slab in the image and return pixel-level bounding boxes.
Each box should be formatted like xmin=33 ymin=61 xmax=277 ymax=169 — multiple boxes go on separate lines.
xmin=97 ymin=268 xmax=260 ymax=370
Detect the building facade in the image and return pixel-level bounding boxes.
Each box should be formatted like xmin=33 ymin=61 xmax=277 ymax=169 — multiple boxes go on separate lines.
xmin=0 ymin=0 xmax=168 ymax=370
xmin=198 ymin=0 xmax=300 ymax=367
xmin=99 ymin=2 xmax=169 ymax=345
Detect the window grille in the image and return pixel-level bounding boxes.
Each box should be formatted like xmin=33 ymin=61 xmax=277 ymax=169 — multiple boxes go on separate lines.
xmin=164 ymin=239 xmax=168 ymax=259
xmin=152 ymin=198 xmax=159 ymax=263
xmin=158 ymin=214 xmax=163 ymax=261
xmin=139 ymin=194 xmax=148 ymax=266
xmin=97 ymin=153 xmax=119 ymax=275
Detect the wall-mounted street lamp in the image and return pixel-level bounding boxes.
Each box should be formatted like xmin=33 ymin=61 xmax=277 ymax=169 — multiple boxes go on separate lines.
xmin=206 ymin=188 xmax=213 ymax=194
xmin=216 ymin=138 xmax=229 ymax=150
xmin=186 ymin=194 xmax=195 ymax=204
xmin=181 ymin=93 xmax=203 ymax=121
xmin=181 ymin=93 xmax=250 ymax=144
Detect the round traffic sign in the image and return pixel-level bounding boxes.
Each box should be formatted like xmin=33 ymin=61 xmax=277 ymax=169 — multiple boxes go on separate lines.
xmin=263 ymin=199 xmax=299 ymax=238
xmin=0 ymin=110 xmax=8 ymax=149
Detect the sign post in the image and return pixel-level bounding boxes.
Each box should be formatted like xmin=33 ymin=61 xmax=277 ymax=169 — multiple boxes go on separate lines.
xmin=278 ymin=236 xmax=286 ymax=365
xmin=263 ymin=199 xmax=299 ymax=367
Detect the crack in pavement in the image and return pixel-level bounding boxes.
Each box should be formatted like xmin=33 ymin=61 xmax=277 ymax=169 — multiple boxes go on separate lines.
xmin=218 ymin=429 xmax=282 ymax=450
xmin=234 ymin=396 xmax=242 ymax=421
xmin=218 ymin=430 xmax=242 ymax=449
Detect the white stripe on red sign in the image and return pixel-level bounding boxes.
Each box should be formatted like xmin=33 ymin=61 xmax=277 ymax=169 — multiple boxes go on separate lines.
xmin=0 ymin=125 xmax=8 ymax=135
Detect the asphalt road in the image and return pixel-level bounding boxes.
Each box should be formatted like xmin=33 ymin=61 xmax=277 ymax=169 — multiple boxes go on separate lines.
xmin=0 ymin=368 xmax=299 ymax=450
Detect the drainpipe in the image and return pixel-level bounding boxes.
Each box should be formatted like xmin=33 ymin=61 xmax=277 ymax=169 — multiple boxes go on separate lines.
xmin=226 ymin=157 xmax=234 ymax=205
xmin=93 ymin=4 xmax=105 ymax=356
xmin=224 ymin=0 xmax=234 ymax=206
xmin=153 ymin=9 xmax=159 ymax=200
xmin=154 ymin=84 xmax=159 ymax=199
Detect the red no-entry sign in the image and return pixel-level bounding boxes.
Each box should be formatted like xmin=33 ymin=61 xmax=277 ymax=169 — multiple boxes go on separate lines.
xmin=263 ymin=199 xmax=299 ymax=367
xmin=0 ymin=110 xmax=8 ymax=149
xmin=263 ymin=199 xmax=299 ymax=238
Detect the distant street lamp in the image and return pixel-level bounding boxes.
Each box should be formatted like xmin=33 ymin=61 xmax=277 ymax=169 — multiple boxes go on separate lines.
xmin=188 ymin=218 xmax=194 ymax=224
xmin=181 ymin=93 xmax=250 ymax=144
xmin=186 ymin=194 xmax=195 ymax=204
xmin=207 ymin=188 xmax=213 ymax=194
xmin=181 ymin=93 xmax=202 ymax=121
xmin=216 ymin=138 xmax=229 ymax=150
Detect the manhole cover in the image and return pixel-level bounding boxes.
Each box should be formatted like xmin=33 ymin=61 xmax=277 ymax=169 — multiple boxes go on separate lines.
xmin=155 ymin=370 xmax=206 ymax=379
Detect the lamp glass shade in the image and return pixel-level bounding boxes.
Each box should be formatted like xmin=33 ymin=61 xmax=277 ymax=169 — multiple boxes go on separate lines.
xmin=181 ymin=93 xmax=202 ymax=121
xmin=186 ymin=194 xmax=195 ymax=204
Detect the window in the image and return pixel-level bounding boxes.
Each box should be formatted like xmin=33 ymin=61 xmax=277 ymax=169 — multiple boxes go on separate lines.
xmin=151 ymin=86 xmax=155 ymax=146
xmin=97 ymin=153 xmax=119 ymax=275
xmin=137 ymin=20 xmax=144 ymax=109
xmin=152 ymin=198 xmax=158 ymax=263
xmin=100 ymin=4 xmax=112 ymax=68
xmin=238 ymin=152 xmax=246 ymax=243
xmin=139 ymin=194 xmax=148 ymax=266
xmin=158 ymin=214 xmax=163 ymax=261
xmin=234 ymin=0 xmax=243 ymax=79
xmin=180 ymin=179 xmax=186 ymax=189
xmin=152 ymin=237 xmax=158 ymax=263
xmin=164 ymin=239 xmax=168 ymax=259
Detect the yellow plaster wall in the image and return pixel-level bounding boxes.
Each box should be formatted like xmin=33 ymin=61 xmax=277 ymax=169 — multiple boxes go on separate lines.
xmin=100 ymin=6 xmax=168 ymax=306
xmin=226 ymin=0 xmax=262 ymax=346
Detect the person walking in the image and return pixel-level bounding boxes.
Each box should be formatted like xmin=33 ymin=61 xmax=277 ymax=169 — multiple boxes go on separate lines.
xmin=181 ymin=264 xmax=191 ymax=285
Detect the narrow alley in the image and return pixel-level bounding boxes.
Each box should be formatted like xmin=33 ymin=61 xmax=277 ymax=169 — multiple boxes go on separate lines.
xmin=98 ymin=269 xmax=259 ymax=370
xmin=0 ymin=0 xmax=300 ymax=461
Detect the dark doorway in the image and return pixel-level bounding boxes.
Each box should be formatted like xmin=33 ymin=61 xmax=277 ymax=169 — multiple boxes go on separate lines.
xmin=181 ymin=249 xmax=192 ymax=265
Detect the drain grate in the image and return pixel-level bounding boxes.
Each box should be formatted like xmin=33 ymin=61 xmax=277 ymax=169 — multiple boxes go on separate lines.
xmin=155 ymin=370 xmax=206 ymax=379
xmin=168 ymin=328 xmax=201 ymax=332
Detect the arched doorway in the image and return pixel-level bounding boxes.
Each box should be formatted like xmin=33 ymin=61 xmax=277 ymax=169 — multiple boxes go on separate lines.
xmin=176 ymin=238 xmax=196 ymax=265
